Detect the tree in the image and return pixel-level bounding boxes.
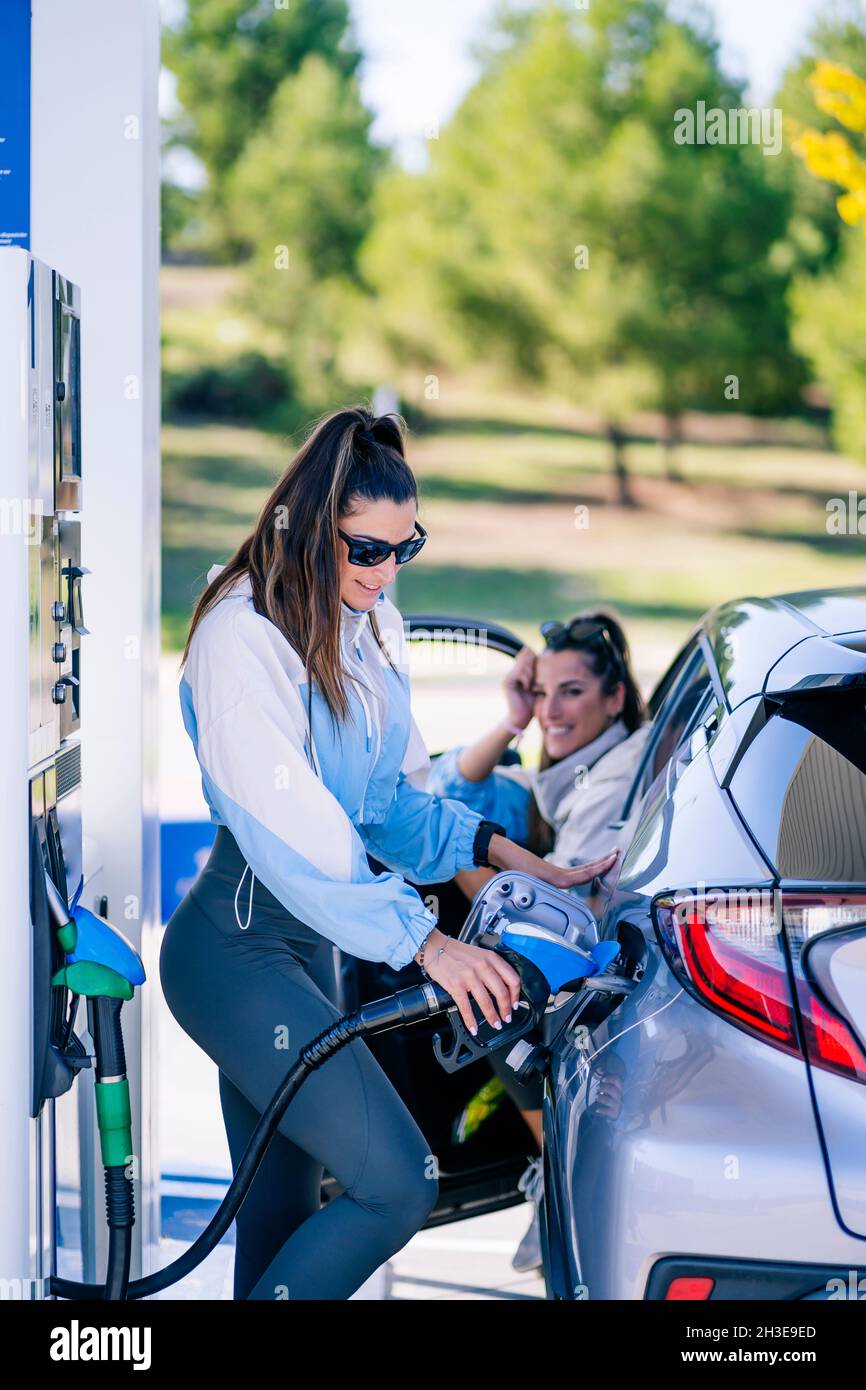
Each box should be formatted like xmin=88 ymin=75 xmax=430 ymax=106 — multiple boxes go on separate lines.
xmin=361 ymin=0 xmax=802 ymax=499
xmin=791 ymin=230 xmax=866 ymax=463
xmin=787 ymin=10 xmax=866 ymax=463
xmin=163 ymin=0 xmax=363 ymax=259
xmin=773 ymin=0 xmax=866 ymax=277
xmin=791 ymin=60 xmax=866 ymax=231
xmin=224 ymin=54 xmax=384 ymax=406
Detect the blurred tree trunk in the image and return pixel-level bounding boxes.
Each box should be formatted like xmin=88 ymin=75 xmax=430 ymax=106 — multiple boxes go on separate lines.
xmin=607 ymin=422 xmax=634 ymax=507
xmin=663 ymin=411 xmax=683 ymax=481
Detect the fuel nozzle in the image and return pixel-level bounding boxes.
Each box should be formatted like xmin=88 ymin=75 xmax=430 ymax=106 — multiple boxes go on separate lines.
xmin=43 ymin=869 xmax=143 ymax=1294
xmin=432 ymin=944 xmax=551 ymax=1073
xmin=431 ymin=871 xmax=628 ymax=1076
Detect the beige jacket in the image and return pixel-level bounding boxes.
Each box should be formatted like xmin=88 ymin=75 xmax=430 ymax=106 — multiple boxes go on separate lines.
xmin=497 ymin=718 xmax=652 ymax=868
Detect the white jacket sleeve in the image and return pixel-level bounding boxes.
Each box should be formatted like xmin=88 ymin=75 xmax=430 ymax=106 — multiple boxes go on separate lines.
xmin=180 ymin=615 xmax=438 ymax=970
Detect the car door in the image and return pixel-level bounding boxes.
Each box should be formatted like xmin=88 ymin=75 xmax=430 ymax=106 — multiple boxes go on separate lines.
xmin=563 ymin=635 xmax=725 ymax=1035
xmin=540 ymin=636 xmax=729 ymax=1294
xmin=321 ymin=613 xmax=537 ymax=1227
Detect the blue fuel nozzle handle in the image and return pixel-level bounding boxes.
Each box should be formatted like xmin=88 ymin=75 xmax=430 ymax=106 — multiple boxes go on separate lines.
xmin=497 ymin=928 xmax=620 ymax=994
xmin=43 ymin=869 xmax=145 ymax=988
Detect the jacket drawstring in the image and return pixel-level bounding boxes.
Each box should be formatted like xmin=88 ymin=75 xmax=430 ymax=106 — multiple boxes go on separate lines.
xmin=234 ymin=861 xmax=256 ymax=930
xmin=343 ymin=619 xmax=373 ymax=752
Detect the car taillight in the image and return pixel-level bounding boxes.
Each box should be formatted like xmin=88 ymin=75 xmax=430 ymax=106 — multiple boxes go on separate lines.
xmin=783 ymin=894 xmax=866 ymax=1085
xmin=652 ymin=890 xmax=866 ymax=1083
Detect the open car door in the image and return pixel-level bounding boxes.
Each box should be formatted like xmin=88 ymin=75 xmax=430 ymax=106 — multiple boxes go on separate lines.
xmin=320 ymin=614 xmax=537 ymax=1226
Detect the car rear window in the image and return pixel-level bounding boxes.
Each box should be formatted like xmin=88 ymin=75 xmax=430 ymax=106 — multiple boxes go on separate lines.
xmin=729 ymin=690 xmax=866 ymax=881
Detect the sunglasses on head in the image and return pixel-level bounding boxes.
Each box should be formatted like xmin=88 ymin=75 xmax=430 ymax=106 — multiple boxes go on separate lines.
xmin=338 ymin=519 xmax=427 ymax=568
xmin=540 ymin=617 xmax=622 ymax=669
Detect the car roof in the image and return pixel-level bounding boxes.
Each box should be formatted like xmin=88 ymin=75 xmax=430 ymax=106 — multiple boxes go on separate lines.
xmin=702 ymin=585 xmax=866 ymax=710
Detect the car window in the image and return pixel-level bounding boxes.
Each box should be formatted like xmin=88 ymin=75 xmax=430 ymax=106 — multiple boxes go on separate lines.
xmin=642 ymin=651 xmax=716 ymax=791
xmin=647 ymin=632 xmax=700 ymax=719
xmin=729 ymin=689 xmax=866 ymax=880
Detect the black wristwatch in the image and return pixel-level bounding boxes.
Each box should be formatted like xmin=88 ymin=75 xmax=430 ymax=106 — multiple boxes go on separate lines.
xmin=472 ymin=819 xmax=506 ymax=868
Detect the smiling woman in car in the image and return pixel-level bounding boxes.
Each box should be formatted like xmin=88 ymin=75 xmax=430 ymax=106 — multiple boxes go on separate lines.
xmin=428 ymin=612 xmax=651 ymax=891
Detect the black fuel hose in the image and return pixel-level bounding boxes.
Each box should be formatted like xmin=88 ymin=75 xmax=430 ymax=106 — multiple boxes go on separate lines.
xmin=50 ymin=978 xmax=451 ymax=1301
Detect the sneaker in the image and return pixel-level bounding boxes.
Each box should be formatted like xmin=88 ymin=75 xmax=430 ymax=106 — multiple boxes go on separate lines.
xmin=511 ymin=1156 xmax=544 ymax=1272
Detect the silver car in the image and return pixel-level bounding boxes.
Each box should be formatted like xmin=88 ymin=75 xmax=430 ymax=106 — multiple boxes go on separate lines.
xmin=540 ymin=585 xmax=866 ymax=1300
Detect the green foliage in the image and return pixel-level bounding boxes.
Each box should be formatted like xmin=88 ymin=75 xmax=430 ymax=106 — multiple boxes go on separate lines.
xmin=163 ymin=0 xmax=362 ymax=258
xmin=773 ymin=0 xmax=866 ymax=275
xmin=161 ymin=268 xmax=306 ymax=430
xmin=225 ymin=54 xmax=382 ymax=275
xmin=361 ymin=0 xmax=804 ymax=456
xmin=162 ymin=350 xmax=295 ymax=427
xmin=793 ymin=224 xmax=866 ymax=463
xmin=224 ymin=54 xmax=384 ymax=406
xmin=783 ymin=2 xmax=866 ymax=463
xmin=160 ymin=182 xmax=201 ymax=258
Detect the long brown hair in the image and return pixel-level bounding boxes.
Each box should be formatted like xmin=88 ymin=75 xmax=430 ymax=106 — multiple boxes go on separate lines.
xmin=181 ymin=405 xmax=418 ymax=730
xmin=525 ymin=610 xmax=647 ymax=855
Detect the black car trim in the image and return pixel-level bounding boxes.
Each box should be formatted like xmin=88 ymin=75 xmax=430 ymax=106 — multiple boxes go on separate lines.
xmin=622 ymin=639 xmax=720 ymax=822
xmin=404 ymin=613 xmax=523 ymax=659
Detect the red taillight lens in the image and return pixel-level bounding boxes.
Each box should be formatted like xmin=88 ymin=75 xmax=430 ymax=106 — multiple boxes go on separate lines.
xmin=653 ymin=890 xmax=866 ymax=1083
xmin=799 ymin=990 xmax=866 ymax=1081
xmin=783 ymin=894 xmax=866 ymax=1085
xmin=665 ymin=1276 xmax=714 ymax=1301
xmin=653 ymin=890 xmax=800 ymax=1055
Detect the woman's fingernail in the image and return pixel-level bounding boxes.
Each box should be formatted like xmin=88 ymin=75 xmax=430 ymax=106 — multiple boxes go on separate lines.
xmin=504 ymin=1012 xmax=512 ymax=1023
xmin=469 ymin=1024 xmax=478 ymax=1036
xmin=493 ymin=1020 xmax=502 ymax=1030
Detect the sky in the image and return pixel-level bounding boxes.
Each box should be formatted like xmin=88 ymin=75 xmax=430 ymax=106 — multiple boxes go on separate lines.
xmin=350 ymin=0 xmax=825 ymax=165
xmin=160 ymin=0 xmax=827 ymax=184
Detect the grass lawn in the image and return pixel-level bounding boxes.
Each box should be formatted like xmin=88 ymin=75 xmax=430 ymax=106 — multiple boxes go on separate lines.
xmin=160 ymin=264 xmax=866 ymax=691
xmin=162 ymin=402 xmax=866 ymax=694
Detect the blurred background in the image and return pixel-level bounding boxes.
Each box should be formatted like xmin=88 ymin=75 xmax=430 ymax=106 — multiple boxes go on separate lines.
xmin=157 ymin=0 xmax=866 ymax=696
xmin=153 ymin=0 xmax=866 ymax=1293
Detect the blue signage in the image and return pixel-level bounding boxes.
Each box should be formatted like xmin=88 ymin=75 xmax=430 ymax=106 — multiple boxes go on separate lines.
xmin=0 ymin=0 xmax=31 ymax=248
xmin=160 ymin=820 xmax=217 ymax=923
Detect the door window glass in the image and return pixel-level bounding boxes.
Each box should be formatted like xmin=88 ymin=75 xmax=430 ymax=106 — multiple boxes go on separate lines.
xmin=642 ymin=652 xmax=715 ymax=791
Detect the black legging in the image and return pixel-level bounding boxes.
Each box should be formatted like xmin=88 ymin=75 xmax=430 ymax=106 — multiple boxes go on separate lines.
xmin=158 ymin=826 xmax=438 ymax=1300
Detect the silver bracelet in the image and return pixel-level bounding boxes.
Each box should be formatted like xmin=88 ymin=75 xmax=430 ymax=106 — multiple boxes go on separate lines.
xmin=417 ymin=929 xmax=447 ymax=978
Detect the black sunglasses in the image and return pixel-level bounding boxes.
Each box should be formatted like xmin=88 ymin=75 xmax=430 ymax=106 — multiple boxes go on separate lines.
xmin=540 ymin=617 xmax=622 ymax=670
xmin=338 ymin=519 xmax=427 ymax=568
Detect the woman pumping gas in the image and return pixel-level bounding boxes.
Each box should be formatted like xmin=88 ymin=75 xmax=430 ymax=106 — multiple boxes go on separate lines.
xmin=159 ymin=405 xmax=619 ymax=1301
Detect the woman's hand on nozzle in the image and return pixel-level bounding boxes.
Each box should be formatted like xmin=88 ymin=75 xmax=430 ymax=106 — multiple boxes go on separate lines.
xmin=417 ymin=929 xmax=522 ymax=1038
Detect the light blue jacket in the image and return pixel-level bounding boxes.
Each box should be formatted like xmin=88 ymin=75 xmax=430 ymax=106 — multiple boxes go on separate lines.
xmin=178 ymin=567 xmax=485 ymax=969
xmin=426 ymin=748 xmax=532 ymax=845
